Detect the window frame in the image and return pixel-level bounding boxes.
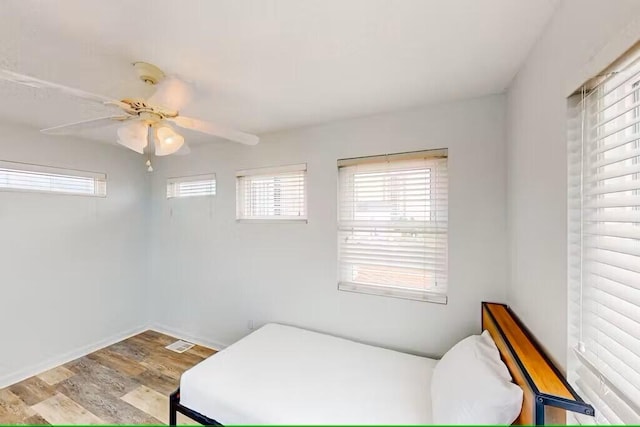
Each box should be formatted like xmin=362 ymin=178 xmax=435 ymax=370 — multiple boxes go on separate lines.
xmin=567 ymin=46 xmax=640 ymax=424
xmin=0 ymin=160 xmax=107 ymax=198
xmin=235 ymin=163 xmax=308 ymax=223
xmin=337 ymin=149 xmax=448 ymax=304
xmin=166 ymin=173 xmax=217 ymax=199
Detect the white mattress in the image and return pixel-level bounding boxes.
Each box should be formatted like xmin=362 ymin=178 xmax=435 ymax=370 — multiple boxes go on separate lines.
xmin=180 ymin=323 xmax=437 ymax=425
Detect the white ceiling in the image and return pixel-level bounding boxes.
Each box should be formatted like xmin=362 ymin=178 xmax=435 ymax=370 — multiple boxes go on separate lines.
xmin=0 ymin=0 xmax=558 ymax=145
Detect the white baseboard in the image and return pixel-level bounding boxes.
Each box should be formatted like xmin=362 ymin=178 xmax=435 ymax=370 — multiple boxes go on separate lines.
xmin=150 ymin=323 xmax=228 ymax=352
xmin=0 ymin=324 xmax=149 ymax=389
xmin=0 ymin=324 xmax=229 ymax=389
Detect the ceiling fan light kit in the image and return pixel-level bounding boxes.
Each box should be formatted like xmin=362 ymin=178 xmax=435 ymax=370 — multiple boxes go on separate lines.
xmin=0 ymin=61 xmax=260 ymax=169
xmin=117 ymin=121 xmax=148 ymax=154
xmin=153 ymin=123 xmax=184 ymax=156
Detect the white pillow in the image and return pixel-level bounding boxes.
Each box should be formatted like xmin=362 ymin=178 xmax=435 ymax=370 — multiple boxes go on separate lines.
xmin=431 ymin=333 xmax=523 ymax=425
xmin=477 ymin=330 xmax=512 ymax=381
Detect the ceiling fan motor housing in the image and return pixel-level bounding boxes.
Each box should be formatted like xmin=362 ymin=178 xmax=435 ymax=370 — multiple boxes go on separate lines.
xmin=133 ymin=62 xmax=165 ymax=85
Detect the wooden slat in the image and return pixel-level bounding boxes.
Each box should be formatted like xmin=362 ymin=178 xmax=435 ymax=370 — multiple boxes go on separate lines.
xmin=487 ymin=304 xmax=574 ymax=399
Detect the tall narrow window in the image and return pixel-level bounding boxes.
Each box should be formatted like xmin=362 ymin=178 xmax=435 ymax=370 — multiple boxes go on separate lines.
xmin=338 ymin=149 xmax=448 ymax=303
xmin=167 ymin=174 xmax=216 ymax=198
xmin=0 ymin=161 xmax=106 ymax=197
xmin=568 ymin=46 xmax=640 ymax=424
xmin=236 ymin=163 xmax=307 ymax=221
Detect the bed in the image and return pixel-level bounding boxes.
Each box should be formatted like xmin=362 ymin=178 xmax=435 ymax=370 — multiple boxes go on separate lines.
xmin=170 ymin=302 xmax=594 ymax=425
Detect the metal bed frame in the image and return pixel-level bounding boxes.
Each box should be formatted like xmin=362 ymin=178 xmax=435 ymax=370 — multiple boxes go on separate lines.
xmin=170 ymin=388 xmax=221 ymax=426
xmin=169 ymin=302 xmax=594 ymax=425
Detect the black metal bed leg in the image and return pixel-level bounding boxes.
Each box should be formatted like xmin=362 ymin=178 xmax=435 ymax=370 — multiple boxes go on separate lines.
xmin=169 ymin=386 xmax=222 ymax=425
xmin=169 ymin=389 xmax=179 ymax=426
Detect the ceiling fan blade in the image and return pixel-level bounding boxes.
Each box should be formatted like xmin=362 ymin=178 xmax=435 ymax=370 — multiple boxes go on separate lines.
xmin=41 ymin=116 xmax=132 ymax=135
xmin=117 ymin=121 xmax=149 ymax=154
xmin=0 ymin=68 xmax=130 ymax=110
xmin=147 ymin=75 xmax=192 ymax=112
xmin=169 ymin=116 xmax=259 ymax=146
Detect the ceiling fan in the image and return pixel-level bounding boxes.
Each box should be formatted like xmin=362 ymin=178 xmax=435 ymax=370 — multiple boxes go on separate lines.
xmin=0 ymin=62 xmax=259 ymax=160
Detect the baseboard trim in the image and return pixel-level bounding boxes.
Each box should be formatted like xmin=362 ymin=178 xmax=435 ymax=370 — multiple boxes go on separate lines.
xmin=150 ymin=323 xmax=228 ymax=352
xmin=0 ymin=324 xmax=229 ymax=389
xmin=0 ymin=324 xmax=149 ymax=389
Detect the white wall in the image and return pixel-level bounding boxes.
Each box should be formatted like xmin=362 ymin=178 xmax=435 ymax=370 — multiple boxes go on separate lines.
xmin=149 ymin=94 xmax=507 ymax=356
xmin=1 ymin=0 xmax=638 ymax=388
xmin=0 ymin=123 xmax=149 ymax=387
xmin=506 ymin=0 xmax=640 ymax=367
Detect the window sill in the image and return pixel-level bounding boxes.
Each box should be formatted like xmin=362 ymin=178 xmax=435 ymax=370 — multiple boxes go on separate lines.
xmin=338 ymin=282 xmax=447 ymax=304
xmin=0 ymin=187 xmax=106 ymax=198
xmin=236 ymin=218 xmax=308 ymax=224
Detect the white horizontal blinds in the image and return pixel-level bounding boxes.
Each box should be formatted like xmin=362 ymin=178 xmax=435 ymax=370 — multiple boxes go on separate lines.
xmin=0 ymin=161 xmax=106 ymax=197
xmin=568 ymin=51 xmax=640 ymax=424
xmin=338 ymin=149 xmax=448 ymax=303
xmin=236 ymin=163 xmax=307 ymax=220
xmin=167 ymin=174 xmax=216 ymax=198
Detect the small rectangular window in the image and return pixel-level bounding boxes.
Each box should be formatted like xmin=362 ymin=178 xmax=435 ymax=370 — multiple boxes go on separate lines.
xmin=0 ymin=161 xmax=106 ymax=197
xmin=337 ymin=149 xmax=448 ymax=303
xmin=167 ymin=174 xmax=216 ymax=198
xmin=236 ymin=163 xmax=307 ymax=221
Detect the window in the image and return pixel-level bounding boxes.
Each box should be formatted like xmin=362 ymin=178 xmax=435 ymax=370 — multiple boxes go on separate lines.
xmin=568 ymin=47 xmax=640 ymax=424
xmin=0 ymin=161 xmax=106 ymax=197
xmin=236 ymin=163 xmax=307 ymax=221
xmin=337 ymin=149 xmax=448 ymax=303
xmin=167 ymin=174 xmax=216 ymax=198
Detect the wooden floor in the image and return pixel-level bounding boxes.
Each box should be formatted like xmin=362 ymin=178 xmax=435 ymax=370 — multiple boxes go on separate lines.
xmin=0 ymin=330 xmax=216 ymax=425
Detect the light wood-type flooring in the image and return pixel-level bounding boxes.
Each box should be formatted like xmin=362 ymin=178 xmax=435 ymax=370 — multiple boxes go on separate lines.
xmin=0 ymin=330 xmax=216 ymax=424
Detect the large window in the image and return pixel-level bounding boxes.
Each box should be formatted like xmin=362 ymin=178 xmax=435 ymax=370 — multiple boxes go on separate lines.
xmin=236 ymin=163 xmax=307 ymax=221
xmin=568 ymin=48 xmax=640 ymax=424
xmin=337 ymin=149 xmax=448 ymax=303
xmin=0 ymin=161 xmax=106 ymax=197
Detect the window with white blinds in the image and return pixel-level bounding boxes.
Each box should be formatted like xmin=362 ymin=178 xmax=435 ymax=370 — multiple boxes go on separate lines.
xmin=337 ymin=149 xmax=448 ymax=303
xmin=0 ymin=161 xmax=106 ymax=197
xmin=568 ymin=48 xmax=640 ymax=424
xmin=236 ymin=163 xmax=307 ymax=221
xmin=167 ymin=174 xmax=216 ymax=198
